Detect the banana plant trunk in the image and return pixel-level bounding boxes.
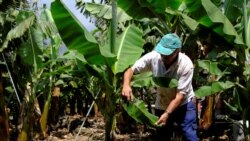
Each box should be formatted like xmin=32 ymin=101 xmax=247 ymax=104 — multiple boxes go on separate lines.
xmin=0 ymin=70 xmax=9 ymax=141
xmin=18 ymin=101 xmax=35 ymax=141
xmin=104 ymin=93 xmax=116 ymax=141
xmin=103 ymin=67 xmax=117 ymax=141
xmin=103 ymin=0 xmax=117 ymax=140
xmin=18 ymin=83 xmax=38 ymax=141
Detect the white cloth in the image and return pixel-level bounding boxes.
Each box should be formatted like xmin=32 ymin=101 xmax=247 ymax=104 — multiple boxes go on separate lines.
xmin=131 ymin=51 xmax=195 ymax=110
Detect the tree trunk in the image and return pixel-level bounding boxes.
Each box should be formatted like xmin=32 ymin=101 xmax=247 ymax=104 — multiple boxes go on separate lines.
xmin=50 ymin=87 xmax=60 ymax=124
xmin=199 ymin=95 xmax=214 ymax=130
xmin=103 ymin=91 xmax=116 ymax=141
xmin=18 ymin=83 xmax=37 ymax=141
xmin=0 ymin=70 xmax=9 ymax=141
xmin=104 ymin=108 xmax=116 ymax=141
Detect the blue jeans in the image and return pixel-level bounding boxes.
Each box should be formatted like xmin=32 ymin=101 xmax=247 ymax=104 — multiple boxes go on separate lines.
xmin=155 ymin=101 xmax=198 ymax=141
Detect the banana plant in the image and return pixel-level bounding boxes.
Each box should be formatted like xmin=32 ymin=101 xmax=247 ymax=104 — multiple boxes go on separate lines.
xmin=117 ymin=0 xmax=250 ymax=137
xmin=52 ymin=0 xmax=250 ymax=139
xmin=0 ymin=8 xmax=41 ymax=140
xmin=6 ymin=7 xmax=67 ymax=140
xmin=184 ymin=0 xmax=250 ymax=136
xmin=51 ymin=0 xmax=159 ymax=140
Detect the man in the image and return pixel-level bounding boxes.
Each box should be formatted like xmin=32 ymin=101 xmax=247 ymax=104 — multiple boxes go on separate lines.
xmin=122 ymin=33 xmax=198 ymax=141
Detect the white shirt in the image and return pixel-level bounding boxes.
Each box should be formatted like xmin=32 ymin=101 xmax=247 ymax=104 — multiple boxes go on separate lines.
xmin=131 ymin=51 xmax=195 ymax=110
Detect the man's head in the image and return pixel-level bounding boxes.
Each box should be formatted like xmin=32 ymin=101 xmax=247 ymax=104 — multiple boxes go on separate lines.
xmin=154 ymin=33 xmax=182 ymax=56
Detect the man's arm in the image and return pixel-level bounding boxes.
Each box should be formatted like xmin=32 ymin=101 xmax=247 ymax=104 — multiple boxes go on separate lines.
xmin=156 ymin=92 xmax=184 ymax=126
xmin=122 ymin=68 xmax=134 ymax=101
xmin=165 ymin=92 xmax=184 ymax=115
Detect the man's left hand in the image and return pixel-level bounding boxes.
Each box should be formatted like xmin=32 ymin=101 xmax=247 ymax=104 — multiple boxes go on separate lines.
xmin=155 ymin=112 xmax=169 ymax=126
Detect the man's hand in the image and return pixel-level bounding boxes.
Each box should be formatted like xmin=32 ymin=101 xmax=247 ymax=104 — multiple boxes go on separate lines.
xmin=122 ymin=68 xmax=134 ymax=101
xmin=155 ymin=93 xmax=184 ymax=126
xmin=155 ymin=112 xmax=169 ymax=126
xmin=122 ymin=85 xmax=134 ymax=101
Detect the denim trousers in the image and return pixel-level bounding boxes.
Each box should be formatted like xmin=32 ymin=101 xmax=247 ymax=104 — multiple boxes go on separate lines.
xmin=154 ymin=100 xmax=198 ymax=141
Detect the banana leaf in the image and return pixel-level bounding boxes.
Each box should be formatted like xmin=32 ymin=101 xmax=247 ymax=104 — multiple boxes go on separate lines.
xmin=164 ymin=8 xmax=199 ymax=31
xmin=246 ymin=17 xmax=250 ymax=48
xmin=223 ymin=87 xmax=243 ymax=112
xmin=117 ymin=0 xmax=182 ymax=19
xmin=195 ymin=81 xmax=234 ymax=98
xmin=85 ymin=2 xmax=132 ymax=22
xmin=184 ymin=0 xmax=244 ymax=46
xmin=122 ymin=97 xmax=158 ymax=127
xmin=1 ymin=11 xmax=35 ymax=52
xmin=197 ymin=60 xmax=223 ymax=75
xmin=51 ymin=0 xmax=105 ymax=65
xmin=132 ymin=72 xmax=178 ymax=88
xmin=112 ymin=25 xmax=144 ymax=74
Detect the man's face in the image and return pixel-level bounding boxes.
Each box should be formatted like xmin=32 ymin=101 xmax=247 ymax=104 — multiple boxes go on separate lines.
xmin=161 ymin=49 xmax=179 ymax=66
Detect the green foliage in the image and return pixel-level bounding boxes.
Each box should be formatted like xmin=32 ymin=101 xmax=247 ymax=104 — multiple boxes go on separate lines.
xmin=51 ymin=1 xmax=104 ymax=65
xmin=197 ymin=60 xmax=223 ymax=75
xmin=117 ymin=0 xmax=182 ymax=20
xmin=131 ymin=72 xmax=155 ymax=87
xmin=18 ymin=27 xmax=43 ymax=68
xmin=1 ymin=11 xmax=35 ymax=52
xmin=132 ymin=72 xmax=178 ymax=88
xmin=152 ymin=77 xmax=178 ymax=88
xmin=247 ymin=17 xmax=250 ymax=48
xmin=112 ymin=25 xmax=144 ymax=74
xmin=184 ymin=0 xmax=244 ymax=45
xmin=51 ymin=1 xmax=156 ymax=140
xmin=224 ymin=88 xmax=243 ymax=112
xmin=195 ymin=81 xmax=234 ymax=98
xmin=122 ymin=98 xmax=158 ymax=127
xmin=85 ymin=3 xmax=132 ymax=22
xmin=116 ymin=0 xmax=155 ymax=19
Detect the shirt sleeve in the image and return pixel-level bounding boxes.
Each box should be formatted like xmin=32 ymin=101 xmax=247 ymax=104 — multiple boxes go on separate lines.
xmin=177 ymin=67 xmax=194 ymax=95
xmin=131 ymin=52 xmax=152 ymax=74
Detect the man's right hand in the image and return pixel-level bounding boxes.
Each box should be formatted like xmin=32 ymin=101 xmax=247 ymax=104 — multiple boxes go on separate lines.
xmin=122 ymin=68 xmax=134 ymax=101
xmin=122 ymin=85 xmax=134 ymax=101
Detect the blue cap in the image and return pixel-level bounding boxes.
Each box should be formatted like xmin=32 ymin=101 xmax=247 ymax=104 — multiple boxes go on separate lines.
xmin=154 ymin=33 xmax=182 ymax=55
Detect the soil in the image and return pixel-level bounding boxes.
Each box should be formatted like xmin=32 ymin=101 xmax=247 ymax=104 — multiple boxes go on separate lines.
xmin=44 ymin=112 xmax=235 ymax=141
xmin=46 ymin=113 xmax=153 ymax=141
xmin=8 ymin=112 xmax=234 ymax=141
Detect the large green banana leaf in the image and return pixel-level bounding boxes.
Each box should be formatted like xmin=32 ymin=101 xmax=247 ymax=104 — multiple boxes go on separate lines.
xmin=85 ymin=3 xmax=132 ymax=22
xmin=197 ymin=60 xmax=223 ymax=75
xmin=195 ymin=59 xmax=234 ymax=97
xmin=131 ymin=72 xmax=155 ymax=87
xmin=195 ymin=81 xmax=234 ymax=98
xmin=184 ymin=0 xmax=244 ymax=46
xmin=18 ymin=27 xmax=43 ymax=69
xmin=164 ymin=8 xmax=199 ymax=31
xmin=122 ymin=98 xmax=158 ymax=127
xmin=51 ymin=0 xmax=144 ymax=73
xmin=51 ymin=0 xmax=105 ymax=65
xmin=132 ymin=72 xmax=178 ymax=88
xmin=117 ymin=0 xmax=182 ymax=20
xmin=1 ymin=11 xmax=35 ymax=52
xmin=116 ymin=0 xmax=154 ymax=19
xmin=223 ymin=0 xmax=243 ymax=23
xmin=112 ymin=25 xmax=144 ymax=74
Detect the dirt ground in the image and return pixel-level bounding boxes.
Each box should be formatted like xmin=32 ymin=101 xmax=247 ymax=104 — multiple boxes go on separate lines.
xmin=46 ymin=113 xmax=153 ymax=141
xmin=44 ymin=112 xmax=236 ymax=141
xmin=8 ymin=112 xmax=235 ymax=141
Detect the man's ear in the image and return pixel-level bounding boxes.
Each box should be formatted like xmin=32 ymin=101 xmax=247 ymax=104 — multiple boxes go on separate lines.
xmin=176 ymin=48 xmax=181 ymax=53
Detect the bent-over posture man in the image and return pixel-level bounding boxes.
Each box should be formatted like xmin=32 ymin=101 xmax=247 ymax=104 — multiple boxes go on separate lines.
xmin=122 ymin=33 xmax=198 ymax=141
